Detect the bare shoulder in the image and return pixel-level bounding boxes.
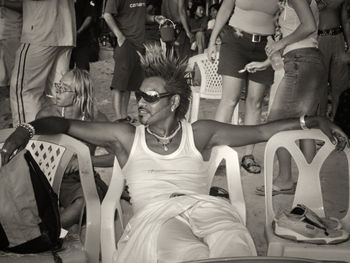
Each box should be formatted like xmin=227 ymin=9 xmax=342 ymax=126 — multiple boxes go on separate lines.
xmin=192 ymin=119 xmax=221 ymax=151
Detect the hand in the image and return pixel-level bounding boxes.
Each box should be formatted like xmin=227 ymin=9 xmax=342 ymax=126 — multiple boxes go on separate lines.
xmin=117 ymin=35 xmax=126 ymax=47
xmin=186 ymin=31 xmax=195 ymax=43
xmin=154 ymin=15 xmax=166 ymax=25
xmin=0 ymin=128 xmax=30 ymax=165
xmin=265 ymin=36 xmax=285 ymax=57
xmin=65 ymin=155 xmax=79 ymax=174
xmin=316 ymin=117 xmax=350 ymax=151
xmin=242 ymin=61 xmax=269 ymax=73
xmin=206 ymin=43 xmax=217 ymax=62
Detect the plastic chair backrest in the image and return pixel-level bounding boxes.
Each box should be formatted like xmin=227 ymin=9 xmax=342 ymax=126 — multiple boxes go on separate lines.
xmin=263 ymin=129 xmax=350 ymax=261
xmin=0 ymin=128 xmax=101 ymax=263
xmin=188 ymin=53 xmax=222 ymax=100
xmin=187 ymin=53 xmax=239 ymax=124
xmin=101 ymin=145 xmax=246 ymax=263
xmin=264 ymin=129 xmax=350 ymax=224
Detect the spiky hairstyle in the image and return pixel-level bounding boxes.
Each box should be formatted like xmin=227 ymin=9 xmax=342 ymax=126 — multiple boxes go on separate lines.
xmin=139 ymin=44 xmax=191 ymax=120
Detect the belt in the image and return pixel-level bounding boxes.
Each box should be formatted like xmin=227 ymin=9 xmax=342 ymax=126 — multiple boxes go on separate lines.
xmin=233 ymin=27 xmax=270 ymax=43
xmin=318 ymin=27 xmax=343 ymax=36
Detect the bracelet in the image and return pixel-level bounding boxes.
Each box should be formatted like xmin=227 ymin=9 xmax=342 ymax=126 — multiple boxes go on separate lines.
xmin=299 ymin=115 xmax=309 ymax=130
xmin=16 ymin=123 xmax=36 ymax=138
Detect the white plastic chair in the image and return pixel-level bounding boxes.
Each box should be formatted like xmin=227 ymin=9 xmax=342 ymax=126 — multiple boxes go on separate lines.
xmin=0 ymin=128 xmax=101 ymax=263
xmin=101 ymin=145 xmax=246 ymax=263
xmin=264 ymin=129 xmax=350 ymax=262
xmin=187 ymin=53 xmax=239 ymax=124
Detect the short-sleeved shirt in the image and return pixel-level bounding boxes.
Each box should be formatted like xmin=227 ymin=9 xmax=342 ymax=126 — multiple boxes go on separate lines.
xmin=21 ymin=0 xmax=76 ymax=46
xmin=0 ymin=7 xmax=22 ymax=40
xmin=75 ymin=0 xmax=98 ymax=46
xmin=189 ymin=16 xmax=208 ymax=32
xmin=104 ymin=0 xmax=146 ymax=51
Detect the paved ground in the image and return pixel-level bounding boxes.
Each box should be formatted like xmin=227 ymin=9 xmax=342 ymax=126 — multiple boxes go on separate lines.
xmin=0 ymin=56 xmax=349 ymax=258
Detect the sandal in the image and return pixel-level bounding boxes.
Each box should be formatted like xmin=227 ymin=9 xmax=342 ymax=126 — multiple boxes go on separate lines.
xmin=209 ymin=186 xmax=229 ymax=199
xmin=255 ymin=183 xmax=296 ymax=196
xmin=241 ymin=154 xmax=261 ymax=174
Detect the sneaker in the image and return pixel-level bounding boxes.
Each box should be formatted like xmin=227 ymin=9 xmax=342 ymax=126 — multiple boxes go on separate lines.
xmin=273 ymin=205 xmax=349 ymax=244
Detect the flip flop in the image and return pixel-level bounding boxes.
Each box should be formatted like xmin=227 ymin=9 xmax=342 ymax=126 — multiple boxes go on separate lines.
xmin=255 ymin=183 xmax=296 ymax=196
xmin=209 ymin=186 xmax=229 ymax=199
xmin=241 ymin=154 xmax=261 ymax=174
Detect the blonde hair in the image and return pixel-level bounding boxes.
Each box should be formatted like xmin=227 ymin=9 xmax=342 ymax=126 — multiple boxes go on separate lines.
xmin=69 ymin=68 xmax=94 ymax=120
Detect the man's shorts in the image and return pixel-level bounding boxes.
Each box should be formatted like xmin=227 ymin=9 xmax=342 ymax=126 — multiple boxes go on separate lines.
xmin=218 ymin=26 xmax=274 ymax=86
xmin=111 ymin=40 xmax=144 ymax=91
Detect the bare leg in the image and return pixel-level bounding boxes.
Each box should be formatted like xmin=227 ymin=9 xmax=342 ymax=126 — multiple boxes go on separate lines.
xmin=196 ymin=31 xmax=206 ymax=54
xmin=244 ymin=80 xmax=267 ymax=157
xmin=215 ymin=75 xmax=244 ymax=123
xmin=274 ymin=139 xmax=315 ymax=189
xmin=60 ymin=197 xmax=84 ymax=229
xmin=112 ymin=89 xmax=130 ymax=120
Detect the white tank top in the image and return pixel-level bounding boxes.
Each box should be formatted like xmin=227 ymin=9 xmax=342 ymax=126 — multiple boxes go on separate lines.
xmin=279 ymin=0 xmax=319 ymax=55
xmin=122 ymin=120 xmax=209 ymax=213
xmin=228 ymin=0 xmax=279 ymax=35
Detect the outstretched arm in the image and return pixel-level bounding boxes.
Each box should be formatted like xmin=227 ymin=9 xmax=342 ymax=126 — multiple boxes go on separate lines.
xmin=0 ymin=117 xmax=135 ymax=164
xmin=194 ymin=116 xmax=349 ymax=153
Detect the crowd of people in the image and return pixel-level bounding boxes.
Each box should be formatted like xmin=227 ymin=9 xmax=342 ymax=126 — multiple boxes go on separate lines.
xmin=1 ymin=0 xmax=350 ymax=262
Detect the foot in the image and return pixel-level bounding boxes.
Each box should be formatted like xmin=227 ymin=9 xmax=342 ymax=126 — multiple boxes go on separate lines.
xmin=241 ymin=154 xmax=261 ymax=174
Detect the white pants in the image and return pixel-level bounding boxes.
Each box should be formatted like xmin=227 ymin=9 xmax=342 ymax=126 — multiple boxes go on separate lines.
xmin=10 ymin=44 xmax=72 ymax=125
xmin=157 ymin=201 xmax=257 ymax=262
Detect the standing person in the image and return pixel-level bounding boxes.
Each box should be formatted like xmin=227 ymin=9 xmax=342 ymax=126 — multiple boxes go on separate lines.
xmin=0 ymin=1 xmax=22 ymax=92
xmin=317 ymin=0 xmax=350 ymax=119
xmin=103 ymin=0 xmax=164 ymax=122
xmin=161 ymin=0 xmax=194 ymax=59
xmin=70 ymin=0 xmax=98 ymax=71
xmin=8 ymin=0 xmax=76 ymax=126
xmin=1 ymin=44 xmax=348 ymax=262
xmin=245 ymin=0 xmax=326 ymax=195
xmin=207 ymin=0 xmax=279 ymax=174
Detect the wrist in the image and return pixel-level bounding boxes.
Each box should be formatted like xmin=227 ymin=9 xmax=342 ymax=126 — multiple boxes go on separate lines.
xmin=302 ymin=115 xmax=318 ymax=129
xmin=16 ymin=123 xmax=36 ymax=139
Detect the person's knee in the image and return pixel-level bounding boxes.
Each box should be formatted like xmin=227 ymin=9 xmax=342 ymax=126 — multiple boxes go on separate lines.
xmin=246 ymin=95 xmax=263 ymax=111
xmin=220 ymin=96 xmax=240 ymax=108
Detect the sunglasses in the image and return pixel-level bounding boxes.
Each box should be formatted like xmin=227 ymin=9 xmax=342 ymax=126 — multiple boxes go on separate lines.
xmin=54 ymin=82 xmax=74 ymax=94
xmin=135 ymin=90 xmax=174 ymax=103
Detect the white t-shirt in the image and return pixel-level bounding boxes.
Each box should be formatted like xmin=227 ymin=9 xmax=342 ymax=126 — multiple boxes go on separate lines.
xmin=21 ymin=0 xmax=76 ymax=46
xmin=0 ymin=7 xmax=22 ymax=40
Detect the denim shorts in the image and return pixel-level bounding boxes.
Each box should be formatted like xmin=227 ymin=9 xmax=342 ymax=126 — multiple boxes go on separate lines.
xmin=268 ymin=48 xmax=327 ymax=121
xmin=218 ymin=26 xmax=274 ymax=86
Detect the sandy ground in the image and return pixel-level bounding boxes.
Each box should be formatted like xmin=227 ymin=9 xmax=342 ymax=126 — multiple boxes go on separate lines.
xmin=0 ymin=53 xmax=348 ymax=257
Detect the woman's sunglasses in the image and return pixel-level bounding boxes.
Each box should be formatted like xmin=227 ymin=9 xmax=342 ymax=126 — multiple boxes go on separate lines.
xmin=135 ymin=90 xmax=174 ymax=103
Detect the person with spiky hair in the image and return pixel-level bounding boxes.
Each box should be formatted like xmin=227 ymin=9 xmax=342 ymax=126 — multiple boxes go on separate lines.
xmin=1 ymin=44 xmax=349 ymax=262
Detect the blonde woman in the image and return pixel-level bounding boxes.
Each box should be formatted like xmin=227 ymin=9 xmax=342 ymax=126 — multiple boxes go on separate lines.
xmin=37 ymin=68 xmax=113 ymax=230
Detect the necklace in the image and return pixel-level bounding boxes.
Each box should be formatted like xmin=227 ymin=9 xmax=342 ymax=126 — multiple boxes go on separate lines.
xmin=146 ymin=122 xmax=182 ymax=151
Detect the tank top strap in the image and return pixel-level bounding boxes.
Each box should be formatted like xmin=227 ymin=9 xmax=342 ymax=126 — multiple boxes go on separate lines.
xmin=181 ymin=120 xmax=203 ymax=160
